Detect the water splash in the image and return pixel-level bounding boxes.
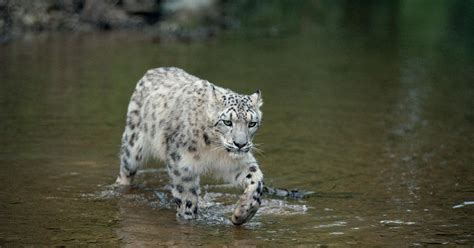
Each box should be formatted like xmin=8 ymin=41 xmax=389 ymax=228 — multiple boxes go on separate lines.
xmin=314 ymin=221 xmax=347 ymax=229
xmin=86 ymin=182 xmax=309 ymax=226
xmin=452 ymin=201 xmax=474 ymax=209
xmin=380 ymin=220 xmax=416 ymax=226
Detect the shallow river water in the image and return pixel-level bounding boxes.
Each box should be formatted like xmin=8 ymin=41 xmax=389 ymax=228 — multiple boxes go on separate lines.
xmin=1 ymin=2 xmax=473 ymax=246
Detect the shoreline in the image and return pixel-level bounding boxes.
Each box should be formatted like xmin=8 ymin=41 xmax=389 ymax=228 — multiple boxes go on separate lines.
xmin=0 ymin=0 xmax=224 ymax=44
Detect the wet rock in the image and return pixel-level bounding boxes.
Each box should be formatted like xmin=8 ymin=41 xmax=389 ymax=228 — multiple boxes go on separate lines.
xmin=122 ymin=0 xmax=160 ymax=14
xmin=55 ymin=0 xmax=84 ymax=13
xmin=0 ymin=0 xmax=228 ymax=43
xmin=81 ymin=0 xmax=144 ymax=29
xmin=154 ymin=0 xmax=220 ymax=42
xmin=161 ymin=0 xmax=219 ymax=27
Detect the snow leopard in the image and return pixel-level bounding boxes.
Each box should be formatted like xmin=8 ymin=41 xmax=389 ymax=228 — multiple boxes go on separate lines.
xmin=115 ymin=67 xmax=264 ymax=225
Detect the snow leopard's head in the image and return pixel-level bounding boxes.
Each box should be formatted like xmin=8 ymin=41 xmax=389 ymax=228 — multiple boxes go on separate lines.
xmin=209 ymin=86 xmax=263 ymax=155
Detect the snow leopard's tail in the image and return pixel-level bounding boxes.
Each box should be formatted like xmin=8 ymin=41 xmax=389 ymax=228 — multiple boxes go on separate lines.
xmin=263 ymin=186 xmax=314 ymax=199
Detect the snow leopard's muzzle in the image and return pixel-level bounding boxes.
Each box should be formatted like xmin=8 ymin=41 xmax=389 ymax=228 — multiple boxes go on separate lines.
xmin=224 ymin=141 xmax=253 ymax=154
xmin=224 ymin=124 xmax=255 ymax=154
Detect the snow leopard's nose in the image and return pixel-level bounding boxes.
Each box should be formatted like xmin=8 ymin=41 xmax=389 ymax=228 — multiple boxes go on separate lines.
xmin=233 ymin=141 xmax=247 ymax=149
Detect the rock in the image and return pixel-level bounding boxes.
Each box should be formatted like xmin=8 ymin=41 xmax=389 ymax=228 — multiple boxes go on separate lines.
xmin=81 ymin=0 xmax=143 ymax=29
xmin=161 ymin=0 xmax=219 ymax=27
xmin=0 ymin=0 xmax=8 ymax=8
xmin=56 ymin=0 xmax=85 ymax=13
xmin=122 ymin=0 xmax=160 ymax=14
xmin=162 ymin=0 xmax=216 ymax=14
xmin=154 ymin=0 xmax=220 ymax=42
xmin=0 ymin=0 xmax=227 ymax=43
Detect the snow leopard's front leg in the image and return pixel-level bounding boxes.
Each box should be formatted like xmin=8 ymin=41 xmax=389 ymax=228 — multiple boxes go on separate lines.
xmin=167 ymin=155 xmax=200 ymax=220
xmin=231 ymin=162 xmax=264 ymax=225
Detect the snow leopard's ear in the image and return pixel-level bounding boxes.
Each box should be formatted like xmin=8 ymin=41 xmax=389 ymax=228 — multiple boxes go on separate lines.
xmin=250 ymin=90 xmax=263 ymax=108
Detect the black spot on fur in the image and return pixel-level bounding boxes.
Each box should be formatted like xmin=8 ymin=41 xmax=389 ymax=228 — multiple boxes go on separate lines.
xmin=151 ymin=124 xmax=156 ymax=137
xmin=166 ymin=130 xmax=179 ymax=145
xmin=182 ymin=176 xmax=193 ymax=182
xmin=190 ymin=187 xmax=198 ymax=196
xmin=249 ymin=165 xmax=257 ymax=172
xmin=175 ymin=198 xmax=182 ymax=208
xmin=253 ymin=196 xmax=262 ymax=205
xmin=188 ymin=146 xmax=197 ymax=152
xmin=251 ymin=181 xmax=255 ymax=184
xmin=173 ymin=169 xmax=181 ymax=177
xmin=170 ymin=152 xmax=181 ymax=162
xmin=124 ymin=147 xmax=130 ymax=158
xmin=246 ymin=174 xmax=252 ymax=179
xmin=257 ymin=181 xmax=262 ymax=194
xmin=122 ymin=157 xmax=129 ymax=167
xmin=176 ymin=185 xmax=184 ymax=193
xmin=185 ymin=200 xmax=192 ymax=208
xmin=193 ymin=206 xmax=198 ymax=214
xmin=129 ymin=133 xmax=136 ymax=147
xmin=203 ymin=133 xmax=211 ymax=145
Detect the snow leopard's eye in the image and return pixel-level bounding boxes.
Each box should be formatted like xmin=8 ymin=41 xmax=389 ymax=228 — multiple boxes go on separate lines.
xmin=248 ymin=122 xmax=257 ymax=128
xmin=223 ymin=120 xmax=233 ymax=126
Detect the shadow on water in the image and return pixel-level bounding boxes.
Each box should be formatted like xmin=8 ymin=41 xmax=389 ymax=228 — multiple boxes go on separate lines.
xmin=0 ymin=0 xmax=473 ymax=246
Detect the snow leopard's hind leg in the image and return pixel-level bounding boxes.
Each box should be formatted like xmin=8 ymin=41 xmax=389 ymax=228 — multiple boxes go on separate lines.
xmin=116 ymin=94 xmax=146 ymax=185
xmin=116 ymin=131 xmax=145 ymax=185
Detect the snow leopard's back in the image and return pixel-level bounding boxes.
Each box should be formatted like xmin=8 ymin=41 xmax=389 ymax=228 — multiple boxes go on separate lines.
xmin=120 ymin=67 xmax=217 ymax=169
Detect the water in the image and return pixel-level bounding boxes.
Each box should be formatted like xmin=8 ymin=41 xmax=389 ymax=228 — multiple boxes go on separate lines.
xmin=1 ymin=1 xmax=473 ymax=246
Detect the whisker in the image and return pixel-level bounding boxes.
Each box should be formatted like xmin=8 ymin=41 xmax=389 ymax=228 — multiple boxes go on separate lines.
xmin=252 ymin=146 xmax=264 ymax=152
xmin=251 ymin=146 xmax=265 ymax=156
xmin=213 ymin=147 xmax=223 ymax=152
xmin=211 ymin=145 xmax=225 ymax=152
xmin=253 ymin=143 xmax=264 ymax=148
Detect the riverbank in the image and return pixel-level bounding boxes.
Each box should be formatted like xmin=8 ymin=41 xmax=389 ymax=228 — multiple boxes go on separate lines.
xmin=0 ymin=0 xmax=225 ymax=43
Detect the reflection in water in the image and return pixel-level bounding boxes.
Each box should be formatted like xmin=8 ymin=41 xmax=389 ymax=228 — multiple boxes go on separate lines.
xmin=387 ymin=57 xmax=430 ymax=201
xmin=0 ymin=0 xmax=473 ymax=246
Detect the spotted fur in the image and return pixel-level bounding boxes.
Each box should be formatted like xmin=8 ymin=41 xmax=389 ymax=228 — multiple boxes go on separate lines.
xmin=115 ymin=67 xmax=264 ymax=225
